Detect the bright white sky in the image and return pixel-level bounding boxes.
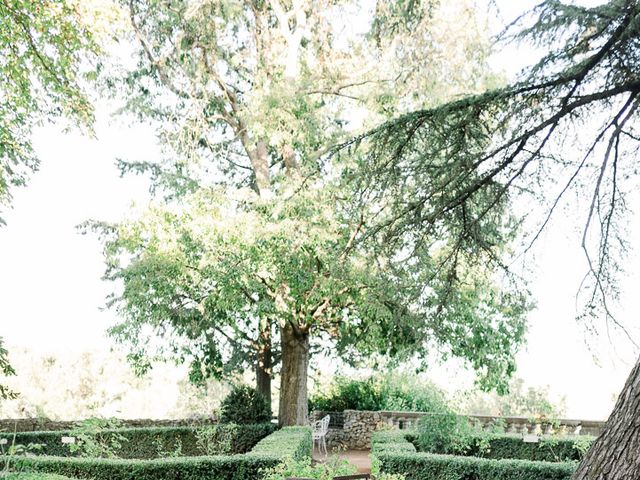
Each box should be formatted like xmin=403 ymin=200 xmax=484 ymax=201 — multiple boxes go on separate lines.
xmin=1 ymin=0 xmax=638 ymax=420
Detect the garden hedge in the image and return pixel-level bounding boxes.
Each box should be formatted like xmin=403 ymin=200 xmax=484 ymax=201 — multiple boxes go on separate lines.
xmin=5 ymin=426 xmax=312 ymax=480
xmin=410 ymin=430 xmax=593 ymax=462
xmin=248 ymin=426 xmax=312 ymax=460
xmin=376 ymin=451 xmax=576 ymax=480
xmin=9 ymin=454 xmax=280 ymax=480
xmin=467 ymin=434 xmax=593 ymax=462
xmin=0 ymin=424 xmax=277 ymax=458
xmin=371 ymin=430 xmax=579 ymax=480
xmin=2 ymin=474 xmax=77 ymax=480
xmin=370 ymin=430 xmax=417 ymax=454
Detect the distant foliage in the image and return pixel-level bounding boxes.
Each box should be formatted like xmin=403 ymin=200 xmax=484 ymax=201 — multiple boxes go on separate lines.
xmin=309 ymin=374 xmax=449 ymax=413
xmin=456 ymin=378 xmax=566 ymax=419
xmin=220 ymin=385 xmax=271 ymax=425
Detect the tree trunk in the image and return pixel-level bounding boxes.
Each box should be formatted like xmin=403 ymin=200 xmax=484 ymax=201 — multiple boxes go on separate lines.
xmin=249 ymin=141 xmax=272 ymax=198
xmin=256 ymin=319 xmax=272 ymax=402
xmin=573 ymin=355 xmax=640 ymax=479
xmin=278 ymin=323 xmax=309 ymax=426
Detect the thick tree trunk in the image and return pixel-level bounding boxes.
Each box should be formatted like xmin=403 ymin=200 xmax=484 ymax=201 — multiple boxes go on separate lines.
xmin=573 ymin=355 xmax=640 ymax=479
xmin=256 ymin=319 xmax=272 ymax=402
xmin=278 ymin=323 xmax=309 ymax=426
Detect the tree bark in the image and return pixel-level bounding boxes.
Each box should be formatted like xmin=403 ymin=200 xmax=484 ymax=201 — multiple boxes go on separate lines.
xmin=573 ymin=355 xmax=640 ymax=479
xmin=256 ymin=319 xmax=272 ymax=402
xmin=249 ymin=140 xmax=272 ymax=198
xmin=278 ymin=322 xmax=309 ymax=426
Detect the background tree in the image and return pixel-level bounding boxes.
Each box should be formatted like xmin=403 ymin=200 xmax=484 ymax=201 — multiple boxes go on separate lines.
xmin=91 ymin=0 xmax=529 ymax=425
xmin=0 ymin=0 xmax=96 ymax=224
xmin=0 ymin=337 xmax=17 ymax=400
xmin=357 ymin=0 xmax=640 ymax=477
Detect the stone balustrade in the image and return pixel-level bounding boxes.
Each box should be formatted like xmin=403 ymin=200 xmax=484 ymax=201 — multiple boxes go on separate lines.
xmin=311 ymin=409 xmax=607 ymax=451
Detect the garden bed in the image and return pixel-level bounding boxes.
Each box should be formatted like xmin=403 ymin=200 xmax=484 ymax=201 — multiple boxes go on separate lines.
xmin=371 ymin=430 xmax=579 ymax=480
xmin=3 ymin=426 xmax=311 ymax=480
xmin=0 ymin=424 xmax=277 ymax=458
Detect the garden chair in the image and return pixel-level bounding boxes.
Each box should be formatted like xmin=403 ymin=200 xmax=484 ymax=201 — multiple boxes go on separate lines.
xmin=312 ymin=414 xmax=330 ymax=456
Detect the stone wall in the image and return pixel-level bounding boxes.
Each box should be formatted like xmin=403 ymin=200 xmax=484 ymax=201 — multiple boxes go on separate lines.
xmin=311 ymin=410 xmax=607 ymax=451
xmin=0 ymin=417 xmax=216 ymax=432
xmin=311 ymin=410 xmax=387 ymax=450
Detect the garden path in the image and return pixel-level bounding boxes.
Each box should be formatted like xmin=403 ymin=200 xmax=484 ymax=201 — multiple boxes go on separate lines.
xmin=313 ymin=447 xmax=372 ymax=473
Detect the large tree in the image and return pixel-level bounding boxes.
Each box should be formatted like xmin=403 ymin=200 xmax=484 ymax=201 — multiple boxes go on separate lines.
xmin=358 ymin=0 xmax=640 ymax=477
xmin=90 ymin=0 xmax=529 ymax=424
xmin=0 ymin=0 xmax=96 ymax=224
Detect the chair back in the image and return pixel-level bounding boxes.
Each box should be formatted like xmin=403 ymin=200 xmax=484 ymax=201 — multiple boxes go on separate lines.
xmin=321 ymin=414 xmax=330 ymax=434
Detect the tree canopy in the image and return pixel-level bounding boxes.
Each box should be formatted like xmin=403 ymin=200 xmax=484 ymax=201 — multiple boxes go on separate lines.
xmin=355 ymin=0 xmax=640 ymax=338
xmin=356 ymin=0 xmax=640 ymax=477
xmin=0 ymin=0 xmax=96 ymax=224
xmin=87 ymin=0 xmax=529 ymax=424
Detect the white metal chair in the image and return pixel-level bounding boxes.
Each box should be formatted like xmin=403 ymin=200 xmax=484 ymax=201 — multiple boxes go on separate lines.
xmin=312 ymin=414 xmax=330 ymax=456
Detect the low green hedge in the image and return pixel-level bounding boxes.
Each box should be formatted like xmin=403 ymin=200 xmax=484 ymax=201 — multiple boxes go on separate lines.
xmin=371 ymin=430 xmax=579 ymax=480
xmin=376 ymin=452 xmax=576 ymax=480
xmin=412 ymin=431 xmax=593 ymax=462
xmin=5 ymin=426 xmax=312 ymax=480
xmin=248 ymin=426 xmax=312 ymax=460
xmin=1 ymin=474 xmax=76 ymax=480
xmin=9 ymin=454 xmax=279 ymax=480
xmin=471 ymin=434 xmax=592 ymax=462
xmin=371 ymin=430 xmax=416 ymax=454
xmin=0 ymin=424 xmax=277 ymax=458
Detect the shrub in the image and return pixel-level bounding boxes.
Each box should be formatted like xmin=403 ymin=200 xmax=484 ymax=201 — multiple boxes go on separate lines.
xmin=309 ymin=373 xmax=449 ymax=413
xmin=0 ymin=425 xmax=277 ymax=459
xmin=415 ymin=412 xmax=486 ymax=455
xmin=220 ymin=386 xmax=272 ymax=425
xmin=67 ymin=418 xmax=127 ymax=459
xmin=375 ymin=451 xmax=575 ymax=480
xmin=261 ymin=455 xmax=356 ymax=480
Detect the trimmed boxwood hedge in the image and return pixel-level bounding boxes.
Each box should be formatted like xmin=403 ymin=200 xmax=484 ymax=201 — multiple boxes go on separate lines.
xmin=371 ymin=430 xmax=578 ymax=480
xmin=0 ymin=424 xmax=277 ymax=458
xmin=371 ymin=431 xmax=416 ymax=454
xmin=377 ymin=451 xmax=576 ymax=480
xmin=2 ymin=475 xmax=76 ymax=480
xmin=9 ymin=454 xmax=279 ymax=480
xmin=248 ymin=426 xmax=312 ymax=460
xmin=409 ymin=431 xmax=593 ymax=462
xmin=466 ymin=434 xmax=592 ymax=462
xmin=5 ymin=426 xmax=312 ymax=480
